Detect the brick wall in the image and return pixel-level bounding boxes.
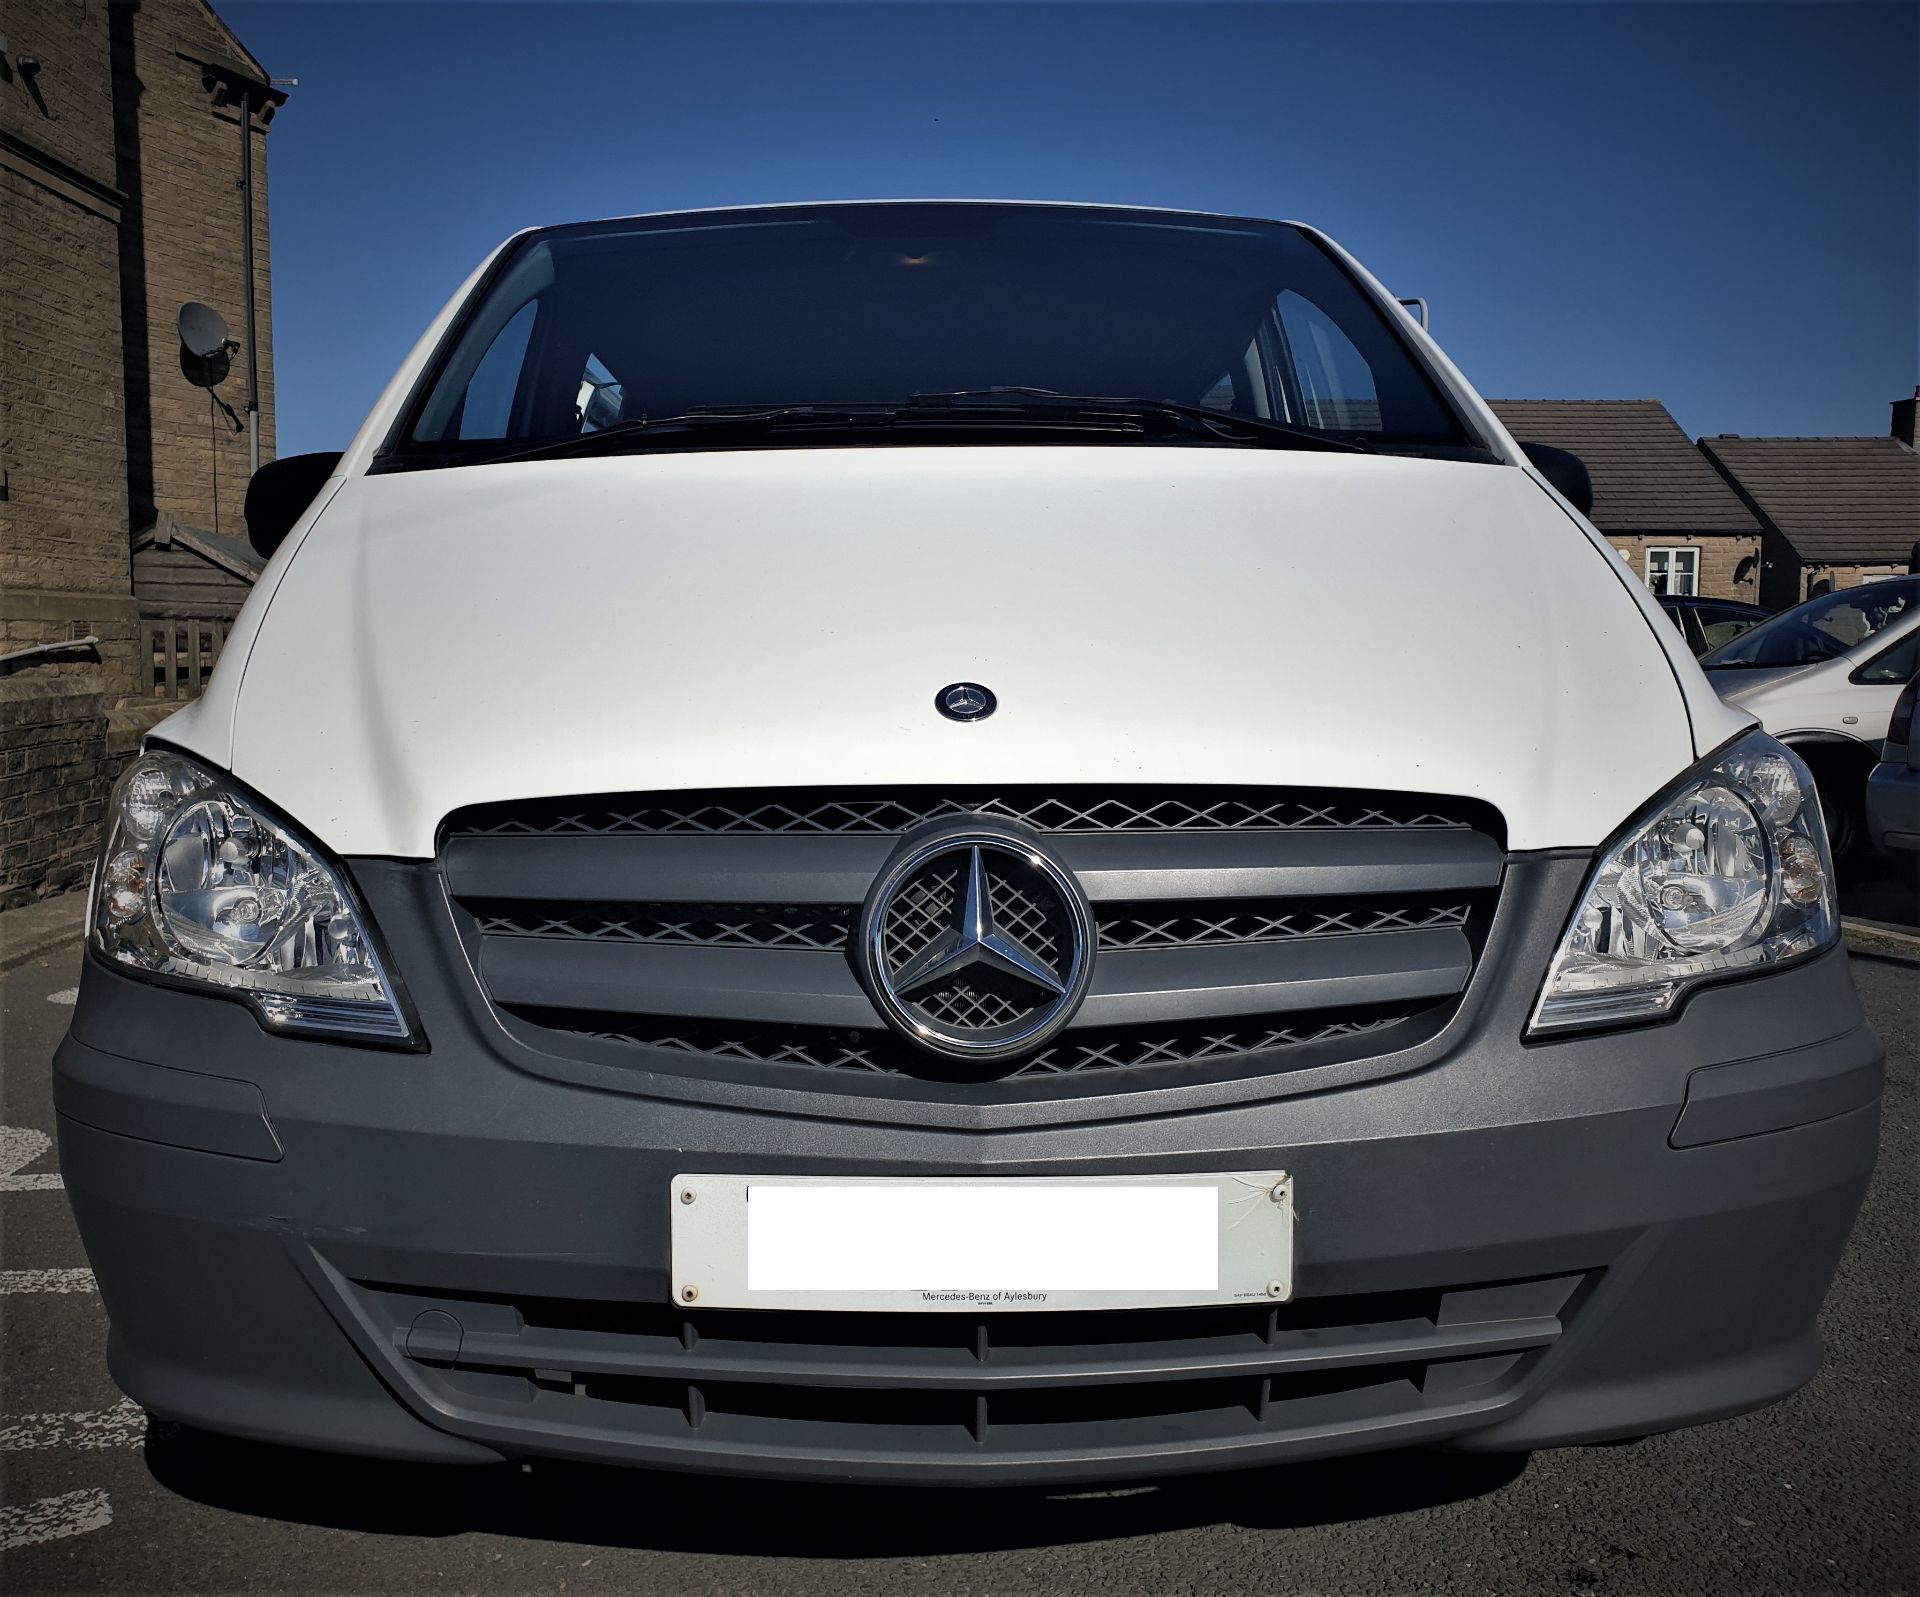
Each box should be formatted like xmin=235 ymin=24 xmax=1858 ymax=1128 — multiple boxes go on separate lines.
xmin=0 ymin=0 xmax=115 ymax=177
xmin=2 ymin=593 xmax=145 ymax=701
xmin=125 ymin=0 xmax=276 ymax=539
xmin=1606 ymin=534 xmax=1765 ymax=602
xmin=0 ymin=0 xmax=133 ymax=907
xmin=0 ymin=679 xmax=112 ymax=908
xmin=0 ymin=0 xmax=276 ymax=908
xmin=0 ymin=0 xmax=128 ymax=601
xmin=0 ymin=167 xmax=130 ymax=595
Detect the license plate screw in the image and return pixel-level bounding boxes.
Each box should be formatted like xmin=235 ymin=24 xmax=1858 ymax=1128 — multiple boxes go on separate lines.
xmin=679 ymin=1188 xmax=696 ymax=1205
xmin=1269 ymin=1175 xmax=1289 ymax=1203
xmin=1267 ymin=1279 xmax=1286 ymax=1298
xmin=681 ymin=1285 xmax=699 ymax=1303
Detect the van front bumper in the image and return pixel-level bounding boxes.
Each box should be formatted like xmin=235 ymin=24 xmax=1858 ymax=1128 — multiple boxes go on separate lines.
xmin=56 ymin=857 xmax=1882 ymax=1485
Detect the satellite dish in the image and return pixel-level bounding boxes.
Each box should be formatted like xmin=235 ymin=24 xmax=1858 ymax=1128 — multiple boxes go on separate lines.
xmin=177 ymin=302 xmax=230 ymax=359
xmin=177 ymin=302 xmax=235 ymax=390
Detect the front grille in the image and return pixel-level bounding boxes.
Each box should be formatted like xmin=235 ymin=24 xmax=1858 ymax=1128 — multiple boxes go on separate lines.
xmin=445 ymin=785 xmax=1504 ymax=1094
xmin=453 ymin=784 xmax=1484 ymax=838
xmin=346 ymin=1272 xmax=1584 ymax=1470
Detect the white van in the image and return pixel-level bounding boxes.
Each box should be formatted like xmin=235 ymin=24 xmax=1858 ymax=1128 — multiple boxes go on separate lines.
xmin=60 ymin=203 xmax=1880 ymax=1484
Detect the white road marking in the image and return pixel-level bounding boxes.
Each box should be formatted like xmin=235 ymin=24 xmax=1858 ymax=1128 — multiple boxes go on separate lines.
xmin=0 ymin=1399 xmax=146 ymax=1452
xmin=46 ymin=986 xmax=78 ymax=1006
xmin=0 ymin=1487 xmax=113 ymax=1551
xmin=1 ymin=1124 xmax=51 ymax=1170
xmin=0 ymin=1125 xmax=63 ymax=1192
xmin=0 ymin=1268 xmax=96 ymax=1293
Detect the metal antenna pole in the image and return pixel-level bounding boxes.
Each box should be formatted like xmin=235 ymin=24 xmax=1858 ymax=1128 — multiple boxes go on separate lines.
xmin=239 ymin=91 xmax=260 ymax=475
xmin=209 ymin=390 xmax=220 ymax=535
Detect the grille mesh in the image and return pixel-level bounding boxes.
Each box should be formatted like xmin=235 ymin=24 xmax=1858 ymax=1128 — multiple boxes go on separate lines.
xmin=915 ymin=985 xmax=1040 ymax=1029
xmin=558 ymin=1008 xmax=1420 ymax=1080
xmin=1098 ymin=900 xmax=1470 ymax=950
xmin=451 ymin=786 xmax=1484 ymax=838
xmin=882 ymin=868 xmax=959 ymax=970
xmin=472 ymin=905 xmax=851 ymax=951
xmin=473 ymin=897 xmax=1474 ymax=954
xmin=989 ymin=872 xmax=1063 ymax=967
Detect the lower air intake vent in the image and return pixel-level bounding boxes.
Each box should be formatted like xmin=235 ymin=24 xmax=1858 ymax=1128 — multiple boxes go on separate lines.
xmin=335 ymin=1270 xmax=1588 ymax=1475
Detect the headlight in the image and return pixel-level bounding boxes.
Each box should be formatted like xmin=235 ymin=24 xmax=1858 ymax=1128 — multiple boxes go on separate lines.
xmin=1530 ymin=731 xmax=1837 ymax=1035
xmin=90 ymin=749 xmax=417 ymax=1045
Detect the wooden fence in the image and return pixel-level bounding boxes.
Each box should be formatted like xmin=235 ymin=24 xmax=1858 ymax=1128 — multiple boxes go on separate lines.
xmin=144 ymin=613 xmax=232 ymax=700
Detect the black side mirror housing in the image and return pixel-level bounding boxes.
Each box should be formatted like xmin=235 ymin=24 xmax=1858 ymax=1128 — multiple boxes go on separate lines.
xmin=1518 ymin=442 xmax=1595 ymax=519
xmin=244 ymin=451 xmax=343 ymax=560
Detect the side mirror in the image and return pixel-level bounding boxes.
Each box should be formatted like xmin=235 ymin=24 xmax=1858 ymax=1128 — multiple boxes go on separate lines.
xmin=1518 ymin=442 xmax=1594 ymax=519
xmin=244 ymin=451 xmax=342 ymax=560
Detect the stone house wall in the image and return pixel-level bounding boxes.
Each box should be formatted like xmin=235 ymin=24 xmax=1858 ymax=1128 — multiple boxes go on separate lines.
xmin=0 ymin=0 xmax=275 ymax=908
xmin=1604 ymin=533 xmax=1765 ymax=603
xmin=123 ymin=0 xmax=276 ymax=540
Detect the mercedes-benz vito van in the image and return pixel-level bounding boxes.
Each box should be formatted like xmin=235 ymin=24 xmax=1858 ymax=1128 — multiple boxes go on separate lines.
xmin=59 ymin=202 xmax=1881 ymax=1484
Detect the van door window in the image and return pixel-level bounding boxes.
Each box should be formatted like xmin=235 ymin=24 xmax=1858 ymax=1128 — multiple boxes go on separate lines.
xmin=1273 ymin=290 xmax=1382 ymax=432
xmin=456 ymin=299 xmax=539 ymax=439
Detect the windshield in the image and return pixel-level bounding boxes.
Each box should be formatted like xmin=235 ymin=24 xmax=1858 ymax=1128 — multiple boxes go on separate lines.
xmin=1701 ymin=577 xmax=1920 ymax=669
xmin=388 ymin=204 xmax=1475 ymax=466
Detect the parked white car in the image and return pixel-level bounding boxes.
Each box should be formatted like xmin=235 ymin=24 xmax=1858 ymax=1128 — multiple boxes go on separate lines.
xmin=1703 ymin=576 xmax=1920 ymax=855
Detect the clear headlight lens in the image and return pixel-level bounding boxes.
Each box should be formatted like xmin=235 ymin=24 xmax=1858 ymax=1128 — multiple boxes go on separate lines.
xmin=91 ymin=749 xmax=415 ymax=1044
xmin=1530 ymin=732 xmax=1838 ymax=1034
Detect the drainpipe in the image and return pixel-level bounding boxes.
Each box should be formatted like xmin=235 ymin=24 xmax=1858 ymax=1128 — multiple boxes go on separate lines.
xmin=239 ymin=91 xmax=260 ymax=476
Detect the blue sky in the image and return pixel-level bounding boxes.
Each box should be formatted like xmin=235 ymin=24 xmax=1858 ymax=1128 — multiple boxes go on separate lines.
xmin=225 ymin=1 xmax=1917 ymax=456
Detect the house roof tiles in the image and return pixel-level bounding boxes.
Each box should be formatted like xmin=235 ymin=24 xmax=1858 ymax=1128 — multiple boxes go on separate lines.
xmin=1698 ymin=434 xmax=1919 ymax=566
xmin=1487 ymin=399 xmax=1760 ymax=536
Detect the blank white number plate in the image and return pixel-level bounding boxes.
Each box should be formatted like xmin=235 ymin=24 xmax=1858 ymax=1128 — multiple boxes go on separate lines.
xmin=670 ymin=1171 xmax=1294 ymax=1312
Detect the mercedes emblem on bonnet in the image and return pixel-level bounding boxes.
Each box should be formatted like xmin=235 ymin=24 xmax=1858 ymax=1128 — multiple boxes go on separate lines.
xmin=936 ymin=682 xmax=996 ymax=723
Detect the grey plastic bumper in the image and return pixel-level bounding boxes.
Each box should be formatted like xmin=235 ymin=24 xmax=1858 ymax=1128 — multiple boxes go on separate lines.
xmin=55 ymin=856 xmax=1882 ymax=1484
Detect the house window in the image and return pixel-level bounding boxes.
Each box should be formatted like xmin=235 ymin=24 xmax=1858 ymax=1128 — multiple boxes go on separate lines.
xmin=1645 ymin=547 xmax=1699 ymax=597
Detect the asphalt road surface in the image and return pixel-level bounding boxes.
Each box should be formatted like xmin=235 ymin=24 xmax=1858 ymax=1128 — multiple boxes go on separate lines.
xmin=3 ymin=943 xmax=1913 ymax=1596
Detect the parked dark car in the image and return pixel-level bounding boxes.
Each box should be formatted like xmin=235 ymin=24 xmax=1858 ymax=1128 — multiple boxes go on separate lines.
xmin=1865 ymin=671 xmax=1920 ymax=859
xmin=1659 ymin=595 xmax=1773 ymax=657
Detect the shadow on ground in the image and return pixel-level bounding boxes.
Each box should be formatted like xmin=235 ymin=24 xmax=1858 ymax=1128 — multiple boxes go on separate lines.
xmin=144 ymin=1425 xmax=1528 ymax=1555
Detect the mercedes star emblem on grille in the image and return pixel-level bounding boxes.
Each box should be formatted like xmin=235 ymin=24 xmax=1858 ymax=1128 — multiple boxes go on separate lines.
xmin=935 ymin=682 xmax=996 ymax=722
xmin=856 ymin=828 xmax=1095 ymax=1061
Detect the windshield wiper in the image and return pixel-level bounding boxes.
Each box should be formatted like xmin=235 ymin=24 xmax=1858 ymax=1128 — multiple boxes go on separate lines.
xmin=472 ymin=402 xmax=1153 ymax=466
xmin=908 ymin=388 xmax=1369 ymax=453
xmin=478 ymin=407 xmax=822 ymax=465
xmin=467 ymin=389 xmax=1367 ymax=467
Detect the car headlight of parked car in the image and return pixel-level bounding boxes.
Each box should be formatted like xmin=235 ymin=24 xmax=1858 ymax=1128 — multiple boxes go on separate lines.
xmin=1530 ymin=731 xmax=1837 ymax=1034
xmin=90 ymin=748 xmax=416 ymax=1045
